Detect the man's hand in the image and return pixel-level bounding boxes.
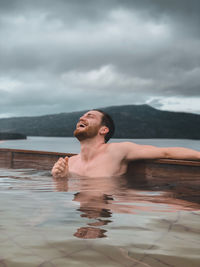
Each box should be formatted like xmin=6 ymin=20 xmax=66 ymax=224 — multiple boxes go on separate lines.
xmin=51 ymin=157 xmax=69 ymax=178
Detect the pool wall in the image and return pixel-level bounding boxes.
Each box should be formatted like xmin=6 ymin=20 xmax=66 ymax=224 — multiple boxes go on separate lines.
xmin=0 ymin=148 xmax=200 ymax=183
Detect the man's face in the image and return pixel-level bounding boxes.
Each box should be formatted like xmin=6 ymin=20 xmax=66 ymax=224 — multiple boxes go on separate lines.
xmin=74 ymin=110 xmax=103 ymax=141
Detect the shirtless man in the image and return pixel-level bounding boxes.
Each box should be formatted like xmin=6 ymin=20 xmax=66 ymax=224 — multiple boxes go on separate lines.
xmin=51 ymin=109 xmax=200 ymax=178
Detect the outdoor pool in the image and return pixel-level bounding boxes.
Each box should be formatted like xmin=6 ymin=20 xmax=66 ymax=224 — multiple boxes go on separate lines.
xmin=0 ymin=168 xmax=200 ymax=267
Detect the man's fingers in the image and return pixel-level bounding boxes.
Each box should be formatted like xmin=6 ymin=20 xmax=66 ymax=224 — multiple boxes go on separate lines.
xmin=52 ymin=157 xmax=69 ymax=178
xmin=55 ymin=166 xmax=64 ymax=172
xmin=56 ymin=157 xmax=67 ymax=167
xmin=58 ymin=157 xmax=65 ymax=164
xmin=65 ymin=156 xmax=69 ymax=163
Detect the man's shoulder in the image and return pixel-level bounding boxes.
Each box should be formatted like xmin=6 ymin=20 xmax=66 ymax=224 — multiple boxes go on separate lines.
xmin=107 ymin=141 xmax=138 ymax=148
xmin=106 ymin=141 xmax=139 ymax=155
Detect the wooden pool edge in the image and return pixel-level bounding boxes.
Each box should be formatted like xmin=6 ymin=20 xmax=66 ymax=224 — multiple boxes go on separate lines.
xmin=0 ymin=148 xmax=75 ymax=170
xmin=0 ymin=148 xmax=200 ymax=182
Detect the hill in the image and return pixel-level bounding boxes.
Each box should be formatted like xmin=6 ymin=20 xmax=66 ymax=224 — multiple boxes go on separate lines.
xmin=0 ymin=105 xmax=200 ymax=139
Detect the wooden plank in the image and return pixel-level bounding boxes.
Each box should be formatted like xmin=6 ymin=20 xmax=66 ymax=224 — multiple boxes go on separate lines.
xmin=127 ymin=160 xmax=200 ymax=188
xmin=0 ymin=150 xmax=13 ymax=168
xmin=152 ymin=158 xmax=200 ymax=167
xmin=0 ymin=148 xmax=73 ymax=156
xmin=0 ymin=148 xmax=75 ymax=170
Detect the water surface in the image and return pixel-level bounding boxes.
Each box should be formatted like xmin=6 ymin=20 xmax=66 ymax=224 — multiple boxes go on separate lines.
xmin=0 ymin=168 xmax=199 ymax=266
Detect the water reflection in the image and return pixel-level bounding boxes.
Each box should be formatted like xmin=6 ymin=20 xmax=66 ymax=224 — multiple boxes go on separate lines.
xmin=73 ymin=192 xmax=112 ymax=238
xmin=1 ymin=168 xmax=200 ymax=266
xmin=53 ymin=173 xmax=200 ymax=239
xmin=53 ymin=177 xmax=114 ymax=238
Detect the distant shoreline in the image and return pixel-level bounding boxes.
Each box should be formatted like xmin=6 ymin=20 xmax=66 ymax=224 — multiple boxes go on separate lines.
xmin=0 ymin=132 xmax=27 ymax=141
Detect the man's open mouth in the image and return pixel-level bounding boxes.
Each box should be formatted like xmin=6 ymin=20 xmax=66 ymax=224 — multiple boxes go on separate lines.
xmin=77 ymin=123 xmax=87 ymax=128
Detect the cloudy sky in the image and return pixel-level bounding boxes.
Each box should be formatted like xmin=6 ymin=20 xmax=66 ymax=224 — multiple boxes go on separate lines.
xmin=0 ymin=0 xmax=200 ymax=118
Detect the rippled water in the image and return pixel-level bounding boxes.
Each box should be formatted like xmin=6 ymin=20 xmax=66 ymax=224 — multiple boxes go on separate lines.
xmin=0 ymin=168 xmax=200 ymax=267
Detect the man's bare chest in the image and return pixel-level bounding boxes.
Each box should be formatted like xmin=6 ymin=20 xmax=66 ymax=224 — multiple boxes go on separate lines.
xmin=69 ymin=154 xmax=127 ymax=177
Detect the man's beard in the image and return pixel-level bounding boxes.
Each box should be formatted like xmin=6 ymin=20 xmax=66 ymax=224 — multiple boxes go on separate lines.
xmin=74 ymin=125 xmax=100 ymax=141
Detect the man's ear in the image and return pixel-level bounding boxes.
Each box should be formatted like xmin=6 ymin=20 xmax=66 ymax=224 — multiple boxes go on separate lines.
xmin=99 ymin=126 xmax=109 ymax=135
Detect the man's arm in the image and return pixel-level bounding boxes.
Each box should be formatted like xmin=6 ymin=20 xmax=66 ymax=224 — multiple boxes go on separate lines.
xmin=120 ymin=142 xmax=200 ymax=161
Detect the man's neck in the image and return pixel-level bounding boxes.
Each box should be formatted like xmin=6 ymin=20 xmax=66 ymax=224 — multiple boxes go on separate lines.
xmin=79 ymin=138 xmax=106 ymax=162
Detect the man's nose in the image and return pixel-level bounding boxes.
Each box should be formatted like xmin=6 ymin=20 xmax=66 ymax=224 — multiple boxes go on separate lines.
xmin=79 ymin=115 xmax=86 ymax=121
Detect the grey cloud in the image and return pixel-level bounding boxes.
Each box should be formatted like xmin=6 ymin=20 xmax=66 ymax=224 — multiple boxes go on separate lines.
xmin=1 ymin=0 xmax=200 ymax=26
xmin=0 ymin=0 xmax=200 ymax=117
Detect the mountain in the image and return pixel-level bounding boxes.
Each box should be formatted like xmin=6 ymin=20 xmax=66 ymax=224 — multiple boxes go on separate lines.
xmin=0 ymin=104 xmax=200 ymax=139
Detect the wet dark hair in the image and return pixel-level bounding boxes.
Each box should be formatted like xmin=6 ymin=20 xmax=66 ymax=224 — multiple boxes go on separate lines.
xmin=93 ymin=109 xmax=115 ymax=143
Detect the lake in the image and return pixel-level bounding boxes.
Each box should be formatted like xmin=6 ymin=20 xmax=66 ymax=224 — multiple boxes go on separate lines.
xmin=0 ymin=136 xmax=200 ymax=153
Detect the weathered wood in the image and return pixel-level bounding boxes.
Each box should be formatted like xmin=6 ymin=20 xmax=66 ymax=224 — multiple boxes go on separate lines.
xmin=127 ymin=160 xmax=200 ymax=186
xmin=0 ymin=148 xmax=75 ymax=170
xmin=0 ymin=150 xmax=13 ymax=168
